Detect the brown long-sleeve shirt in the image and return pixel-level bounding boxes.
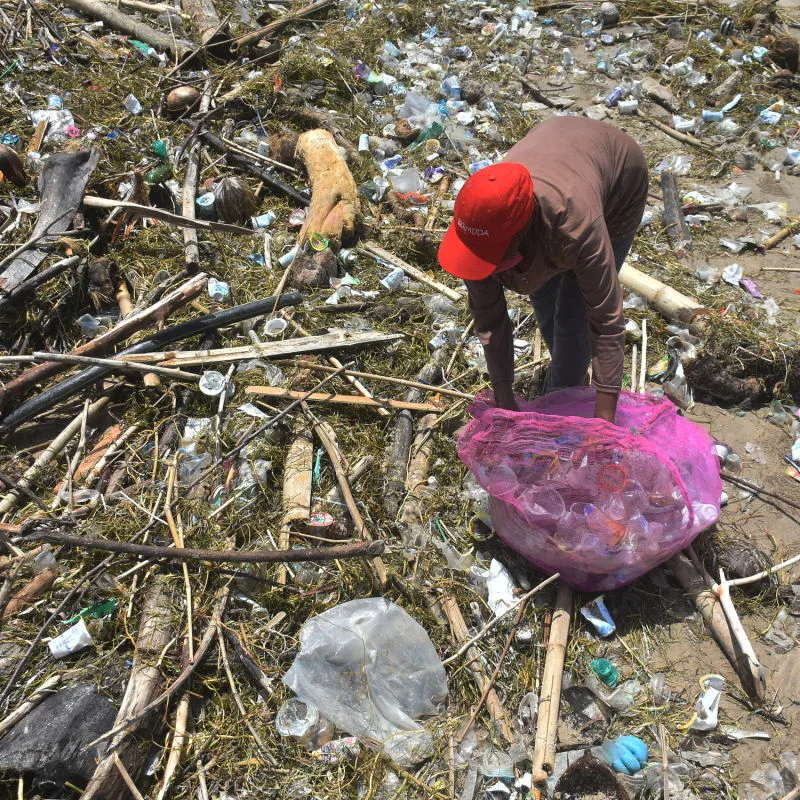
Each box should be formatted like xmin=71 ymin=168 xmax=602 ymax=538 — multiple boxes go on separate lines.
xmin=464 ymin=117 xmax=648 ymax=394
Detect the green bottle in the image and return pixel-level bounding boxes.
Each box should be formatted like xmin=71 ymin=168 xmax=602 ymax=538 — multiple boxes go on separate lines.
xmin=145 ymin=163 xmax=173 ymax=184
xmin=151 ymin=139 xmax=168 ymax=159
xmin=591 ymin=657 xmax=619 ymax=688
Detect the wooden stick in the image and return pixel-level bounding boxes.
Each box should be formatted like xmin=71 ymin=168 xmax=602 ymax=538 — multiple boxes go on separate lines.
xmin=630 ymin=344 xmax=638 ymax=393
xmin=425 ymin=176 xmax=450 ymax=232
xmin=228 ymin=0 xmax=336 ymax=52
xmin=361 ymin=242 xmax=463 ymax=302
xmin=245 ymin=385 xmax=443 ymax=412
xmin=639 ymin=318 xmax=647 ymax=393
xmin=20 ymin=524 xmax=385 ymax=563
xmin=61 ymin=0 xmax=194 ymax=54
xmin=0 ymin=352 xmax=199 ymax=381
xmin=293 ymin=361 xmax=474 ymax=400
xmin=278 ymin=425 xmax=313 ymax=584
xmin=182 ymin=80 xmax=212 ymax=273
xmin=82 ymin=196 xmax=255 ymax=236
xmin=440 ymin=595 xmax=513 ymax=743
xmin=113 ymin=753 xmax=146 ymax=800
xmin=760 ymin=265 xmax=800 ymax=272
xmin=310 ymin=413 xmax=388 ymax=584
xmin=725 ymin=551 xmax=800 ymax=587
xmin=619 ymin=263 xmax=707 ymax=332
xmin=532 ymin=582 xmax=573 ymax=784
xmin=667 ymin=551 xmax=767 ymax=702
xmin=0 ymin=272 xmax=206 ymax=409
xmin=1 ymin=568 xmax=57 ymax=620
xmin=640 ymin=113 xmax=714 ymax=152
xmin=122 ymin=330 xmax=403 ymax=367
xmin=0 ymin=396 xmax=110 ymax=517
xmin=660 ymin=170 xmax=692 ymax=257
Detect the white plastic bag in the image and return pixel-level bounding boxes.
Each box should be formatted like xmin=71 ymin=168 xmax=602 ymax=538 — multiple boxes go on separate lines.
xmin=284 ymin=598 xmax=447 ymax=766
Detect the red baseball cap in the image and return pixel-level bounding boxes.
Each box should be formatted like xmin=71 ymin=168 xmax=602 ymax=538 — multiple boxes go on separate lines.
xmin=438 ymin=162 xmax=534 ymax=281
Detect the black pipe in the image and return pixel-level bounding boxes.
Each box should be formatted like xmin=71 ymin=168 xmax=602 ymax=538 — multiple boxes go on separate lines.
xmin=0 ymin=292 xmax=303 ymax=434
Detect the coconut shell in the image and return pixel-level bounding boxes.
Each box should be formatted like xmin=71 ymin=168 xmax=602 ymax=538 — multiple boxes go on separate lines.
xmin=166 ymin=85 xmax=200 ymax=114
xmin=0 ymin=143 xmax=27 ymax=186
xmin=213 ymin=176 xmax=256 ymax=225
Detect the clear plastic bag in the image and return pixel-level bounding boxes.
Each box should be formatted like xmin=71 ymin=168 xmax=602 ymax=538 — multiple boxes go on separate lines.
xmin=458 ymin=388 xmax=721 ymax=591
xmin=283 ymin=598 xmax=447 ymax=766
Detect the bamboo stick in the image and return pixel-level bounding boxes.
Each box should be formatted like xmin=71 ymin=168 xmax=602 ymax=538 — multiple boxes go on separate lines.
xmin=293 ymin=360 xmax=474 ymax=400
xmin=0 ymin=352 xmax=199 ymax=381
xmin=361 ymin=242 xmax=463 ymax=302
xmin=630 ymin=344 xmax=638 ymax=393
xmin=245 ymin=385 xmax=443 ymax=412
xmin=278 ymin=426 xmax=313 ymax=584
xmin=310 ymin=413 xmax=388 ymax=584
xmin=619 ymin=263 xmax=707 ymax=332
xmin=639 ymin=319 xmax=647 ymax=393
xmin=0 ymin=396 xmax=110 ymax=518
xmin=228 ymin=0 xmax=336 ymax=52
xmin=532 ymin=583 xmax=573 ymax=784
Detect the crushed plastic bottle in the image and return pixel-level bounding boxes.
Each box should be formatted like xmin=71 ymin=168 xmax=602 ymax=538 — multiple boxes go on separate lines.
xmin=124 ymin=93 xmax=143 ymax=115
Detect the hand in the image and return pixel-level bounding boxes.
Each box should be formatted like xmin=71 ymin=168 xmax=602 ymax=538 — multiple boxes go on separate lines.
xmin=493 ymin=383 xmax=519 ymax=412
xmin=593 ymin=391 xmax=619 ymax=424
xmin=599 ymin=735 xmax=648 ymax=775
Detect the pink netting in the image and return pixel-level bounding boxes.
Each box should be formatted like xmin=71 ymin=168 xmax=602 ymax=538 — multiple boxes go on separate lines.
xmin=458 ymin=388 xmax=721 ymax=591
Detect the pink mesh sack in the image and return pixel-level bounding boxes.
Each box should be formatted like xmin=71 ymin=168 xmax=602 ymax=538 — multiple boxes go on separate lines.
xmin=458 ymin=388 xmax=721 ymax=591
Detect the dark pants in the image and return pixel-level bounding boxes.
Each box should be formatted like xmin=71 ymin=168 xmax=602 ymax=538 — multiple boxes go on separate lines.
xmin=530 ymin=236 xmax=635 ymax=392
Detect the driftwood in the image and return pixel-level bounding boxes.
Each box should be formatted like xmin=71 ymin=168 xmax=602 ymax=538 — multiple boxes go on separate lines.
xmin=295 ymin=129 xmax=358 ymax=249
xmin=619 ymin=263 xmax=708 ymax=335
xmin=0 ymin=272 xmax=206 ymax=412
xmin=384 ymin=354 xmax=445 ymax=520
xmin=397 ymin=413 xmax=437 ymax=551
xmin=361 ymin=242 xmax=463 ymax=302
xmin=122 ymin=330 xmax=403 ymax=367
xmin=0 ymin=150 xmax=100 ymax=294
xmin=229 ymin=0 xmax=336 ymax=52
xmin=60 ymin=0 xmax=195 ymax=55
xmin=282 ymin=108 xmax=359 ymax=162
xmin=668 ymin=552 xmax=767 ymax=703
xmin=660 ymin=170 xmax=692 ymax=257
xmin=0 ymin=294 xmax=303 ymax=434
xmin=532 ymin=583 xmax=573 ymax=784
xmin=278 ymin=424 xmax=313 ymax=584
xmin=19 ymin=524 xmax=384 ymax=562
xmin=81 ymin=577 xmax=179 ymax=800
xmin=181 ymin=0 xmax=228 ymax=47
xmin=440 ymin=595 xmax=513 ymax=743
xmin=182 ymin=83 xmax=212 ymax=273
xmin=245 ymin=385 xmax=442 ymax=413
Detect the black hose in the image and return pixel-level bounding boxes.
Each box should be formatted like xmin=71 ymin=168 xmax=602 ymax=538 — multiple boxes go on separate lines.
xmin=0 ymin=292 xmax=303 ymax=434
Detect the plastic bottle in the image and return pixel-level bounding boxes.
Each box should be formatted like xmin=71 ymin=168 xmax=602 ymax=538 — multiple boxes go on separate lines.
xmin=124 ymin=93 xmax=143 ymax=115
xmin=591 ymin=657 xmax=619 ymax=687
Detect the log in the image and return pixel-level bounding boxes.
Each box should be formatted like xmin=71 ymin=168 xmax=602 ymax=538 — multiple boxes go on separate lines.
xmin=124 ymin=330 xmax=403 ymax=366
xmin=440 ymin=595 xmax=513 ymax=743
xmin=0 ymin=150 xmax=100 ymax=294
xmin=619 ymin=263 xmax=707 ymax=334
xmin=361 ymin=242 xmax=463 ymax=302
xmin=81 ymin=577 xmax=179 ymax=800
xmin=532 ymin=583 xmax=573 ymax=784
xmin=245 ymin=386 xmax=442 ymax=413
xmin=229 ymin=0 xmax=336 ymax=52
xmin=667 ymin=552 xmax=767 ymax=703
xmin=0 ymin=273 xmax=206 ymax=411
xmin=181 ymin=0 xmax=227 ymax=47
xmin=660 ymin=170 xmax=691 ymax=257
xmin=294 ymin=129 xmax=359 ymax=250
xmin=60 ymin=0 xmax=195 ymax=55
xmin=384 ymin=354 xmax=445 ymax=520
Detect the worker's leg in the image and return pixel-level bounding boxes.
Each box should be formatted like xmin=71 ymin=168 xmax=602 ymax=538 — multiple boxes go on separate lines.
xmin=531 ymin=235 xmax=636 ymax=392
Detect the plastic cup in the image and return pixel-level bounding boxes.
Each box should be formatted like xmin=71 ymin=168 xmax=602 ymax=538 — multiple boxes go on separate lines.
xmin=264 ymin=318 xmax=288 ymax=338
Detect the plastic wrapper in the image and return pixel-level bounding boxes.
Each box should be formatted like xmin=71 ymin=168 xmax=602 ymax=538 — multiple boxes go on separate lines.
xmin=283 ymin=598 xmax=447 ymax=766
xmin=458 ymin=388 xmax=721 ymax=591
